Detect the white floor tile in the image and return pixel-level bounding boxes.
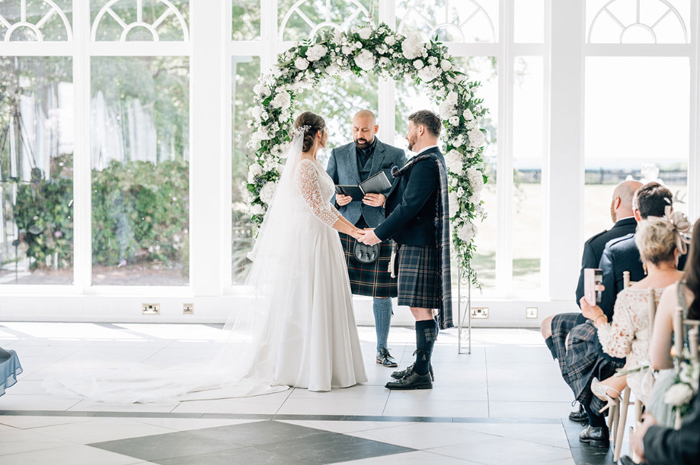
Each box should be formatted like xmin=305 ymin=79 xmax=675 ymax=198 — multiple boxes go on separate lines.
xmin=0 ymin=428 xmax=74 ymax=456
xmin=383 ymin=396 xmax=490 ymax=418
xmin=0 ymin=394 xmax=80 ymax=411
xmin=341 ymin=450 xmax=481 ymax=464
xmin=29 ymin=418 xmax=175 ymax=445
xmin=277 ymin=420 xmax=406 ymax=434
xmin=429 ymin=435 xmax=573 ymax=465
xmin=348 ymin=422 xmax=492 ymax=450
xmin=0 ymin=415 xmax=94 ymax=430
xmin=0 ymin=444 xmax=143 ymax=465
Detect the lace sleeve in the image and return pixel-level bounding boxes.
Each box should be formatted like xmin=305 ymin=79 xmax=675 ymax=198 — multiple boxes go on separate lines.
xmin=598 ymin=291 xmax=637 ymax=358
xmin=296 ymin=160 xmax=340 ymax=228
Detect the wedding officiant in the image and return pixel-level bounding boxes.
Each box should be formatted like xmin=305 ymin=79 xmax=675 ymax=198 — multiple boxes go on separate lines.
xmin=327 ymin=110 xmax=407 ymax=368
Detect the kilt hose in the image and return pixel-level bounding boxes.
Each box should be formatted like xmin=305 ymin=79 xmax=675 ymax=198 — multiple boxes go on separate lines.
xmin=396 ymin=245 xmax=441 ymax=309
xmin=338 ymin=226 xmax=397 ymax=299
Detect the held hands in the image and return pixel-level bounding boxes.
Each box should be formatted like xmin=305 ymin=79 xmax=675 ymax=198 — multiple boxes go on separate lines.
xmin=351 ymin=229 xmax=366 ymax=241
xmin=358 ymin=228 xmax=381 ymax=246
xmin=336 ymin=194 xmax=353 ymax=207
xmin=363 ymin=193 xmax=385 ymax=207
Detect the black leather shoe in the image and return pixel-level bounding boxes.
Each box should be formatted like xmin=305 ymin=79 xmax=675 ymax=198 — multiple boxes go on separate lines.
xmin=618 ymin=456 xmax=639 ymax=465
xmin=391 ymin=363 xmax=434 ymax=381
xmin=376 ymin=348 xmax=398 ymax=367
xmin=385 ymin=371 xmax=432 ymax=390
xmin=569 ymin=404 xmax=589 ymax=425
xmin=578 ymin=425 xmax=610 ymax=448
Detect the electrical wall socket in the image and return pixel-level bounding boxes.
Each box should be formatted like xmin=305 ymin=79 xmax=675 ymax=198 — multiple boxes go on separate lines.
xmin=471 ymin=307 xmax=489 ymax=319
xmin=142 ymin=303 xmax=160 ymax=315
xmin=183 ymin=303 xmax=194 ymax=315
xmin=526 ymin=307 xmax=538 ymax=319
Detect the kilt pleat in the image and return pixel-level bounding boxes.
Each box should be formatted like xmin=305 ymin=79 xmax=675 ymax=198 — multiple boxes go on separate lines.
xmin=397 ymin=245 xmax=441 ymax=309
xmin=339 ymin=231 xmax=397 ymax=298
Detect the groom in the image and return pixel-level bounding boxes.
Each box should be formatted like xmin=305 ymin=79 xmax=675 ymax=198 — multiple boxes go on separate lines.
xmin=327 ymin=110 xmax=407 ymax=368
xmin=360 ymin=110 xmax=453 ymax=390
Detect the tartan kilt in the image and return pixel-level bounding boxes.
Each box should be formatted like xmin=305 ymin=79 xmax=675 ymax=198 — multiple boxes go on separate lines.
xmin=396 ymin=245 xmax=441 ymax=309
xmin=552 ymin=313 xmax=626 ymax=413
xmin=339 ymin=232 xmax=397 ymax=298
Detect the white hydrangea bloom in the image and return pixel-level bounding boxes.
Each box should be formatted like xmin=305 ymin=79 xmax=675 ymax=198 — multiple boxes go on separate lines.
xmin=247 ymin=163 xmax=263 ymax=183
xmin=401 ymin=34 xmax=423 ymax=60
xmin=306 ymin=44 xmax=328 ymax=62
xmin=259 ymin=182 xmax=278 ymax=205
xmin=250 ymin=204 xmax=265 ymax=216
xmin=445 ymin=149 xmax=464 ymax=176
xmin=468 ymin=128 xmax=485 ymax=147
xmin=354 ymin=50 xmax=376 ymax=71
xmin=439 ymin=100 xmax=458 ymax=119
xmin=664 ymin=383 xmax=695 ymax=406
xmin=457 ymin=222 xmax=477 ymax=242
xmin=325 ymin=64 xmax=340 ymax=76
xmin=417 ymin=65 xmax=440 ymax=82
xmin=467 ymin=168 xmax=484 ymax=195
xmin=445 ymin=91 xmax=459 ymax=105
xmin=449 ymin=192 xmax=460 ymax=218
xmin=270 ymin=91 xmax=291 ymax=110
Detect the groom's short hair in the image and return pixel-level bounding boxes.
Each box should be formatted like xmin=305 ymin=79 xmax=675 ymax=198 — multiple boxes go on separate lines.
xmin=409 ymin=110 xmax=441 ymax=137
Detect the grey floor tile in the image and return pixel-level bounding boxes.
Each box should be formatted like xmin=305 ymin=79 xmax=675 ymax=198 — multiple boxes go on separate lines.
xmin=89 ymin=431 xmax=242 ymax=462
xmin=257 ymin=431 xmax=414 ymax=464
xmin=187 ymin=420 xmax=327 ymax=447
xmin=154 ymin=447 xmax=310 ymax=465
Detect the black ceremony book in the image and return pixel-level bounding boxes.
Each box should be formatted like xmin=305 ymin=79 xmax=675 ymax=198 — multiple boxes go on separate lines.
xmin=335 ymin=171 xmax=392 ymax=201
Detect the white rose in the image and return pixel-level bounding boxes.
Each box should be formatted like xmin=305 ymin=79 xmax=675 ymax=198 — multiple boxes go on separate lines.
xmin=463 ymin=109 xmax=475 ymax=121
xmin=355 ymin=41 xmax=362 ymax=49
xmin=359 ymin=27 xmax=372 ymax=40
xmin=401 ymin=34 xmax=423 ymax=60
xmin=449 ymin=192 xmax=460 ymax=218
xmin=467 ymin=168 xmax=484 ymax=195
xmin=354 ymin=49 xmax=376 ymax=71
xmin=270 ymin=91 xmax=291 ymax=110
xmin=441 ymin=60 xmax=452 ymax=71
xmin=294 ymin=57 xmax=309 ymax=70
xmin=664 ymin=383 xmax=695 ymax=406
xmin=259 ymin=182 xmax=278 ymax=205
xmin=457 ymin=222 xmax=477 ymax=242
xmin=248 ymin=163 xmax=263 ymax=182
xmin=446 ymin=91 xmax=459 ymax=105
xmin=438 ymin=100 xmax=457 ymax=119
xmin=250 ymin=204 xmax=265 ymax=216
xmin=449 ymin=116 xmax=460 ymax=126
xmin=385 ymin=35 xmax=396 ymax=46
xmin=306 ymin=44 xmax=328 ymax=62
xmin=413 ymin=59 xmax=424 ymax=70
xmin=468 ymin=128 xmax=485 ymax=147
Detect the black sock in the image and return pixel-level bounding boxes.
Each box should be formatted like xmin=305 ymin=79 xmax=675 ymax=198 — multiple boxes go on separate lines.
xmin=584 ymin=403 xmax=607 ymax=428
xmin=544 ymin=337 xmax=557 ymax=360
xmin=414 ymin=319 xmax=437 ymax=376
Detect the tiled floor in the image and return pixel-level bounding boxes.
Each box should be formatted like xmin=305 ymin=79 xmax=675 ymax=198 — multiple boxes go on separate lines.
xmin=0 ymin=323 xmax=635 ymax=464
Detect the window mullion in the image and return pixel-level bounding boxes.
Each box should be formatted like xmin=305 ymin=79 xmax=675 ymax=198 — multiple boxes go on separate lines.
xmin=689 ymin=0 xmax=700 ymax=221
xmin=377 ymin=0 xmax=396 ymax=143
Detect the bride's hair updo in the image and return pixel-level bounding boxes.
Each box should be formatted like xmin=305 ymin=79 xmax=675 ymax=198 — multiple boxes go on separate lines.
xmin=294 ymin=112 xmax=326 ymax=152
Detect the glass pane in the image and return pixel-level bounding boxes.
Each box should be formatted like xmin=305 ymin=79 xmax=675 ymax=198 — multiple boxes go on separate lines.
xmin=297 ymin=73 xmax=379 ymax=168
xmin=0 ymin=56 xmax=74 ymax=285
xmin=91 ymin=57 xmax=190 ymax=286
xmin=584 ymin=57 xmax=689 ymax=241
xmin=0 ymin=0 xmax=72 ymax=41
xmin=512 ymin=56 xmax=543 ymax=291
xmin=586 ymin=0 xmax=690 ymax=44
xmin=91 ymin=0 xmax=190 ymax=42
xmin=394 ymin=56 xmax=498 ymax=291
xmin=514 ymin=0 xmax=544 ymax=43
xmin=232 ymin=0 xmax=260 ymax=40
xmin=232 ymin=56 xmax=259 ymax=284
xmin=396 ymin=0 xmax=498 ymax=43
xmin=278 ymin=0 xmax=378 ymax=42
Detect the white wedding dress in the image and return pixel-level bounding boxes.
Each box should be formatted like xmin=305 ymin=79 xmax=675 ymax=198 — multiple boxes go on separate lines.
xmin=44 ymin=133 xmax=367 ymax=402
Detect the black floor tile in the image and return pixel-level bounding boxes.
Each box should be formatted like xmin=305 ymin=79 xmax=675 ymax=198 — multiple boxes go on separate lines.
xmin=188 ymin=420 xmax=326 ymax=447
xmin=257 ymin=430 xmax=414 ymax=464
xmin=89 ymin=431 xmax=242 ymax=462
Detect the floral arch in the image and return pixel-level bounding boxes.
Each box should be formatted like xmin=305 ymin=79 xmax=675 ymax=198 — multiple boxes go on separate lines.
xmin=246 ymin=23 xmax=488 ymax=283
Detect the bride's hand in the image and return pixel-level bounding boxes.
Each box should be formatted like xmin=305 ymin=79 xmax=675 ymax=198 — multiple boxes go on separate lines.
xmin=351 ymin=229 xmax=365 ymax=240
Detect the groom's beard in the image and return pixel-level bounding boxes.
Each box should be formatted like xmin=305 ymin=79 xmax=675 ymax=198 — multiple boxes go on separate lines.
xmin=407 ymin=135 xmax=417 ymax=152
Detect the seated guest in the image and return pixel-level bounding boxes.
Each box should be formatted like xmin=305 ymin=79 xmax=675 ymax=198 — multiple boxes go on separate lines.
xmin=581 ymin=213 xmax=689 ymax=409
xmin=645 ymin=217 xmax=699 ymax=428
xmin=541 ymin=180 xmax=641 ymax=424
xmin=623 ymin=398 xmax=700 ymax=465
xmin=599 ymin=182 xmax=684 ymax=319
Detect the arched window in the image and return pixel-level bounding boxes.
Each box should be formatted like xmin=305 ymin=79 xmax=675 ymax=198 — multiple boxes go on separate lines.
xmin=91 ymin=0 xmax=189 ymax=42
xmin=0 ymin=0 xmax=72 ymax=41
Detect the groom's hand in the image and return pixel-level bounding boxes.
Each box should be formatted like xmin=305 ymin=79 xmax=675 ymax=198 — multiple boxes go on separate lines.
xmin=359 ymin=229 xmax=381 ymax=246
xmin=362 ymin=193 xmax=385 ymax=207
xmin=336 ymin=194 xmax=353 ymax=206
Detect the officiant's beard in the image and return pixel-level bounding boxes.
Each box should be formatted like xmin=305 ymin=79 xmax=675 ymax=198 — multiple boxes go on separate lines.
xmin=354 ymin=135 xmax=373 ymax=149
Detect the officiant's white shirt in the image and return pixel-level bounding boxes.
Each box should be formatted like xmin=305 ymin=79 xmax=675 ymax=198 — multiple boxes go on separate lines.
xmin=416 ymin=144 xmax=438 ymax=154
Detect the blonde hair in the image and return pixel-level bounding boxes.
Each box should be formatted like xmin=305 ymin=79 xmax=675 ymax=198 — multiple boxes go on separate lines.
xmin=635 ymin=219 xmax=678 ymax=266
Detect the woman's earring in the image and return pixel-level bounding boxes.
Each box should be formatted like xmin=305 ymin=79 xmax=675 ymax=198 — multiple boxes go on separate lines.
xmin=643 ymin=263 xmax=648 ymax=276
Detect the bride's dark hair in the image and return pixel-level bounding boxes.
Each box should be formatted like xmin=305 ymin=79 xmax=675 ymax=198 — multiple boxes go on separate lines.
xmin=294 ymin=112 xmax=326 ymax=152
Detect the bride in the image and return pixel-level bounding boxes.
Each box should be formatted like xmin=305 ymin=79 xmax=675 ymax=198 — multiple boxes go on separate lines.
xmin=45 ymin=111 xmax=367 ymax=402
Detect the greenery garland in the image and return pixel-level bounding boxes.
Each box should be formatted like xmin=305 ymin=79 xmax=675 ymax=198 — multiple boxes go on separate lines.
xmin=247 ymin=23 xmax=489 ymax=285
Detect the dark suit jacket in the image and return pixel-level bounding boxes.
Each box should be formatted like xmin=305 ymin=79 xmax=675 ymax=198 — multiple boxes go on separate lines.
xmin=599 ymin=230 xmax=688 ymax=319
xmin=575 ymin=217 xmax=638 ymax=312
xmin=374 ymin=147 xmax=443 ymax=246
xmin=326 ymin=138 xmax=407 ymax=228
xmin=644 ymin=392 xmax=700 ymax=465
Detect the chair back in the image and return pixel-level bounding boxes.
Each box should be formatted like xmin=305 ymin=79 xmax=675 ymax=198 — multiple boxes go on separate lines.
xmin=623 ymin=271 xmax=631 ymax=289
xmin=672 ymin=308 xmax=700 ymax=428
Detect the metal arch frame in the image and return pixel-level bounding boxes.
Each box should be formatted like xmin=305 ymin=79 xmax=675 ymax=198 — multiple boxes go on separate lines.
xmin=1 ymin=0 xmax=73 ymax=42
xmin=279 ymin=0 xmax=371 ymax=41
xmin=397 ymin=0 xmax=496 ymax=43
xmin=588 ymin=0 xmax=688 ymax=44
xmin=91 ymin=0 xmax=190 ymax=42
